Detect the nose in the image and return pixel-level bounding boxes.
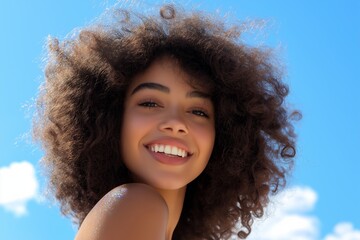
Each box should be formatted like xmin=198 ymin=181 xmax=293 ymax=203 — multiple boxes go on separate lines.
xmin=158 ymin=112 xmax=188 ymax=135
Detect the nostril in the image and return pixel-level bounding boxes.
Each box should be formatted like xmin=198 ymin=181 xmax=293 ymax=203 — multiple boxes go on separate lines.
xmin=159 ymin=120 xmax=189 ymax=134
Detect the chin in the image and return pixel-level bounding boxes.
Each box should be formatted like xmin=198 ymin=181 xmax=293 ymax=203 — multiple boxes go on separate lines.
xmin=152 ymin=182 xmax=187 ymax=191
xmin=140 ymin=173 xmax=196 ymax=191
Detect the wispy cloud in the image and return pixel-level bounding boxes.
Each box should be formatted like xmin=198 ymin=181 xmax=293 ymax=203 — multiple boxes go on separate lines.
xmin=244 ymin=186 xmax=360 ymax=240
xmin=0 ymin=161 xmax=39 ymax=216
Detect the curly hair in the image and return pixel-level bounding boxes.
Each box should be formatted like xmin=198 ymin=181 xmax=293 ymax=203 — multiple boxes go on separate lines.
xmin=34 ymin=5 xmax=299 ymax=239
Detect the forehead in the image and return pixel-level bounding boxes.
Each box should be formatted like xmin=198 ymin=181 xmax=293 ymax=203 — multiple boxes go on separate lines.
xmin=128 ymin=56 xmax=213 ymax=94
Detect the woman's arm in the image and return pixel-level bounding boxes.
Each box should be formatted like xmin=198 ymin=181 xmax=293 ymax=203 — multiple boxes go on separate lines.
xmin=75 ymin=183 xmax=169 ymax=240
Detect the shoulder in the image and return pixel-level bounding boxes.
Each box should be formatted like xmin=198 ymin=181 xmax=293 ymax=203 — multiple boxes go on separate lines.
xmin=75 ymin=183 xmax=168 ymax=240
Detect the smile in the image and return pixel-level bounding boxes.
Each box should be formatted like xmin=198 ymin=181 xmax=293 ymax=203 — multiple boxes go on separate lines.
xmin=147 ymin=144 xmax=190 ymax=158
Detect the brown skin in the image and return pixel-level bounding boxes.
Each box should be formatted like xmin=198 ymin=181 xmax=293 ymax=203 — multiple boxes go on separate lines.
xmin=34 ymin=5 xmax=299 ymax=239
xmin=155 ymin=187 xmax=186 ymax=239
xmin=75 ymin=184 xmax=169 ymax=240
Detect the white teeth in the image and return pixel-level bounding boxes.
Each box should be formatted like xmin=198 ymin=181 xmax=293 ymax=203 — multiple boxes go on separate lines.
xmin=148 ymin=144 xmax=189 ymax=157
xmin=171 ymin=146 xmax=177 ymax=155
xmin=177 ymin=149 xmax=182 ymax=157
xmin=159 ymin=145 xmax=164 ymax=152
xmin=164 ymin=145 xmax=171 ymax=154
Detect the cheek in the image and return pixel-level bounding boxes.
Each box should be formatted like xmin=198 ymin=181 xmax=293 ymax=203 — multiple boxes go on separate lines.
xmin=120 ymin=110 xmax=156 ymax=160
xmin=122 ymin=110 xmax=151 ymax=138
xmin=122 ymin=114 xmax=141 ymax=139
xmin=191 ymin=123 xmax=215 ymax=155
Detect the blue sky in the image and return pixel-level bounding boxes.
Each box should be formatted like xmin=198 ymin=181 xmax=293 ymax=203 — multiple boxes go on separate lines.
xmin=1 ymin=0 xmax=359 ymax=239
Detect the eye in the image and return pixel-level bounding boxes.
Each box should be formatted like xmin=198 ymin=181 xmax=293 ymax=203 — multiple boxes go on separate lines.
xmin=138 ymin=101 xmax=161 ymax=108
xmin=191 ymin=109 xmax=209 ymax=118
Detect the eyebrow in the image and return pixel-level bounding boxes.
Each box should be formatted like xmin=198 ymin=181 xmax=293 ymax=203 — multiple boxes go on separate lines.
xmin=131 ymin=82 xmax=169 ymax=95
xmin=131 ymin=82 xmax=211 ymax=99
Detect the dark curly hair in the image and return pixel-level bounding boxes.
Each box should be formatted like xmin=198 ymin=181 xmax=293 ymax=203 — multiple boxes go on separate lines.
xmin=34 ymin=5 xmax=299 ymax=239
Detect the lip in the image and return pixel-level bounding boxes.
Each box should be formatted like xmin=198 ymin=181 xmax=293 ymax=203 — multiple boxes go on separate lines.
xmin=146 ymin=148 xmax=191 ymax=165
xmin=144 ymin=137 xmax=193 ymax=155
xmin=144 ymin=137 xmax=193 ymax=165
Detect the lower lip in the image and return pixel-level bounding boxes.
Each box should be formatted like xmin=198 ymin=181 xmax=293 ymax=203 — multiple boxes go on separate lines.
xmin=146 ymin=148 xmax=191 ymax=165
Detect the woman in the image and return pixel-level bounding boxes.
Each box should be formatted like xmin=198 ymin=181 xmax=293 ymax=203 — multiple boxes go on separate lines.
xmin=34 ymin=5 xmax=298 ymax=239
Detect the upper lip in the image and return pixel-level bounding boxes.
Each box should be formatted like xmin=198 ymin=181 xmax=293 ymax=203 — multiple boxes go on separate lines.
xmin=144 ymin=137 xmax=193 ymax=155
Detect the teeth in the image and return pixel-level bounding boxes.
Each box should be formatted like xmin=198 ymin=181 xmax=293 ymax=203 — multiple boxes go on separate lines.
xmin=177 ymin=149 xmax=182 ymax=157
xmin=159 ymin=145 xmax=164 ymax=152
xmin=164 ymin=145 xmax=171 ymax=154
xmin=171 ymin=146 xmax=177 ymax=155
xmin=148 ymin=144 xmax=189 ymax=157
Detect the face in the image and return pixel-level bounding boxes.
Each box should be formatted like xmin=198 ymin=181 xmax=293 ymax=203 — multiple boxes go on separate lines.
xmin=120 ymin=57 xmax=215 ymax=190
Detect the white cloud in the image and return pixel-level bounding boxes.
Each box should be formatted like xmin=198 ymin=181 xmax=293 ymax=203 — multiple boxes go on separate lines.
xmin=324 ymin=222 xmax=360 ymax=240
xmin=0 ymin=161 xmax=39 ymax=216
xmin=241 ymin=186 xmax=360 ymax=240
xmin=246 ymin=186 xmax=319 ymax=240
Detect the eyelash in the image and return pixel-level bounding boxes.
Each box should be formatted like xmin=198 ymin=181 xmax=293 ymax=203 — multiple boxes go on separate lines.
xmin=138 ymin=101 xmax=210 ymax=118
xmin=190 ymin=109 xmax=209 ymax=118
xmin=138 ymin=101 xmax=161 ymax=108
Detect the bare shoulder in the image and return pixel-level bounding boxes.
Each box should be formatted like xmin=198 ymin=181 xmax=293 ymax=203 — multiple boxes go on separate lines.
xmin=75 ymin=183 xmax=168 ymax=240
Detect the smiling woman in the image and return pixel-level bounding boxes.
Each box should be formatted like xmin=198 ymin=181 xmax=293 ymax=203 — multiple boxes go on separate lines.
xmin=33 ymin=4 xmax=298 ymax=240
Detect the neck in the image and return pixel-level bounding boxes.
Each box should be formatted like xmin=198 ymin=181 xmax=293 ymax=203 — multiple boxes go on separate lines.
xmin=155 ymin=186 xmax=186 ymax=240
